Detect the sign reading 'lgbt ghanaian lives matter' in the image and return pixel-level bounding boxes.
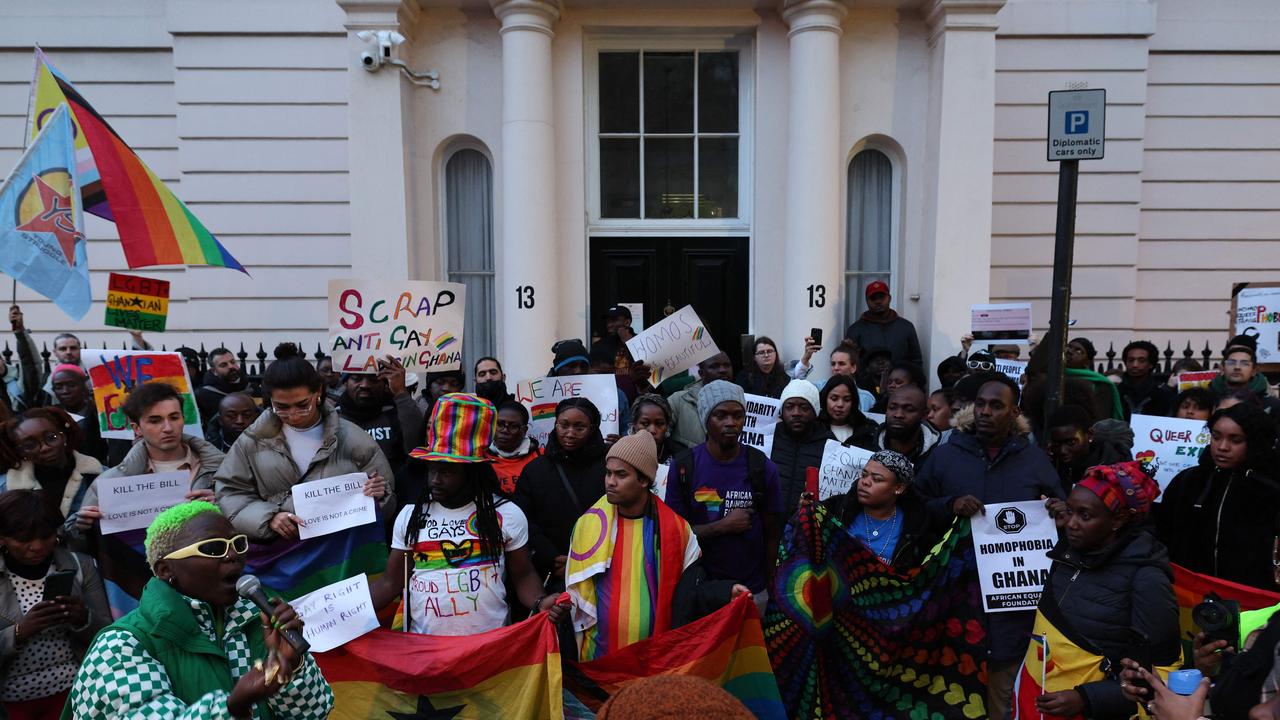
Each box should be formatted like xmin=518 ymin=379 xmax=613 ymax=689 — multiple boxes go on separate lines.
xmin=104 ymin=272 xmax=170 ymax=332
xmin=1129 ymin=414 xmax=1210 ymax=493
xmin=971 ymin=500 xmax=1057 ymax=612
xmin=292 ymin=473 xmax=377 ymax=540
xmin=82 ymin=349 xmax=200 ymax=440
xmin=514 ymin=374 xmax=620 ymax=447
xmin=625 ymin=305 xmax=720 ymax=386
xmin=328 ymin=279 xmax=466 ymax=374
xmin=98 ymin=471 xmax=189 ymax=535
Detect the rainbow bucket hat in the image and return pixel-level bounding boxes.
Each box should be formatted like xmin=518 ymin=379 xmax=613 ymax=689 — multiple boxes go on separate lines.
xmin=409 ymin=392 xmax=496 ymax=463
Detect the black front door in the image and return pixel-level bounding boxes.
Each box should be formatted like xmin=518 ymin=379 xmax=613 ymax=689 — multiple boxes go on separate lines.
xmin=589 ymin=237 xmax=750 ymax=370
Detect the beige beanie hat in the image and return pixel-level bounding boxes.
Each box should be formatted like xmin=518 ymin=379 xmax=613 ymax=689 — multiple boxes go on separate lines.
xmin=607 ymin=431 xmax=660 ymax=485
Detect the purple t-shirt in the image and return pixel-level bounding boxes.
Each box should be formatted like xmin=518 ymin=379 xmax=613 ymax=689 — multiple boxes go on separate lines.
xmin=664 ymin=444 xmax=783 ymax=593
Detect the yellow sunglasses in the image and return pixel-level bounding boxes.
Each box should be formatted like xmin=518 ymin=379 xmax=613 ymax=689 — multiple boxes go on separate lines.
xmin=163 ymin=534 xmax=249 ymax=561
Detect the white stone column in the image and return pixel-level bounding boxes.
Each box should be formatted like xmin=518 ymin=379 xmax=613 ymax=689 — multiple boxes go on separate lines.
xmin=782 ymin=0 xmax=846 ymax=374
xmin=918 ymin=0 xmax=1005 ymax=376
xmin=492 ymin=0 xmax=561 ymax=381
xmin=337 ymin=0 xmax=419 ymax=280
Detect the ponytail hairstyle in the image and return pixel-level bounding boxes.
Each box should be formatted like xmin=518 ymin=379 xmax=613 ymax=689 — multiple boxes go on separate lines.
xmin=403 ymin=462 xmax=507 ymax=563
xmin=262 ymin=342 xmax=324 ymax=396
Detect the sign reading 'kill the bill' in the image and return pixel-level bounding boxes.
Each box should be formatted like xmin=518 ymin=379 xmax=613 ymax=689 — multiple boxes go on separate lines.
xmin=104 ymin=273 xmax=170 ymax=332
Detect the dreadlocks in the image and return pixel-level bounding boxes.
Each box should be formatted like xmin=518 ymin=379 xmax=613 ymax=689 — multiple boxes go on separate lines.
xmin=404 ymin=461 xmax=508 ymax=563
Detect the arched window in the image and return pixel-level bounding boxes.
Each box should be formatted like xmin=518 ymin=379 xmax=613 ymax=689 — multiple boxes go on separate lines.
xmin=845 ymin=148 xmax=894 ymax=323
xmin=444 ymin=148 xmax=495 ymax=370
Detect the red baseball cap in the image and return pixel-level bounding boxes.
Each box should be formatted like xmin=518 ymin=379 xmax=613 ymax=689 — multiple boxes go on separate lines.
xmin=865 ymin=280 xmax=889 ymax=298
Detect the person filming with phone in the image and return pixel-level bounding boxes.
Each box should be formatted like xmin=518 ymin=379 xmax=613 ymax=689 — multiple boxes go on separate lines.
xmin=0 ymin=489 xmax=110 ymax=718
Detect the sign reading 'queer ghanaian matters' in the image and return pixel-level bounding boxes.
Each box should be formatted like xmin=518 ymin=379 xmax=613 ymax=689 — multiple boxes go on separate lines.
xmin=971 ymin=501 xmax=1057 ymax=612
xmin=625 ymin=305 xmax=720 ymax=386
xmin=816 ymin=440 xmax=874 ymax=500
xmin=292 ymin=473 xmax=377 ymax=540
xmin=83 ymin=349 xmax=200 ymax=440
xmin=98 ymin=471 xmax=189 ymax=535
xmin=328 ymin=280 xmax=466 ymax=373
xmin=514 ymin=374 xmax=621 ymax=446
xmin=104 ymin=273 xmax=169 ymax=332
xmin=1130 ymin=414 xmax=1209 ymax=493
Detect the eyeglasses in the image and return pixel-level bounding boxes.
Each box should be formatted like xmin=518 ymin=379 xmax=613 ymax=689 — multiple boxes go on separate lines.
xmin=271 ymin=395 xmax=317 ymax=417
xmin=555 ymin=421 xmax=591 ymax=434
xmin=496 ymin=420 xmax=526 ymax=432
xmin=17 ymin=431 xmax=64 ymax=455
xmin=1224 ymin=359 xmax=1253 ymax=368
xmin=163 ymin=534 xmax=249 ymax=561
xmin=967 ymin=360 xmax=994 ymax=371
xmin=754 ymin=349 xmax=777 ymax=357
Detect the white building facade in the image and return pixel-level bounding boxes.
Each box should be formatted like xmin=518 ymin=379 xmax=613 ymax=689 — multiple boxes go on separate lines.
xmin=1 ymin=0 xmax=1275 ymax=382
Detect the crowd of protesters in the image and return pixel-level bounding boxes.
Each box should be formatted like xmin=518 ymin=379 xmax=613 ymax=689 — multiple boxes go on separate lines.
xmin=0 ymin=277 xmax=1277 ymax=720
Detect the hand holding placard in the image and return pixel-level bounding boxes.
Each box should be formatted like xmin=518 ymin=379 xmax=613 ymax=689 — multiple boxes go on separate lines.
xmin=625 ymin=305 xmax=720 ymax=386
xmin=291 ymin=473 xmax=377 ymax=540
xmin=816 ymin=441 xmax=874 ymax=500
xmin=98 ymin=471 xmax=190 ymax=535
xmin=291 ymin=574 xmax=379 ymax=653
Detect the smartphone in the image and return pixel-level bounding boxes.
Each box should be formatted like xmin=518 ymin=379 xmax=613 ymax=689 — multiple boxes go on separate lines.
xmin=810 ymin=328 xmax=823 ymax=347
xmin=42 ymin=569 xmax=75 ymax=602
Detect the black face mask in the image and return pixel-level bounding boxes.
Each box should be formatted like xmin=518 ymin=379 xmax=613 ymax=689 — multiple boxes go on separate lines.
xmin=475 ymin=380 xmax=508 ymax=406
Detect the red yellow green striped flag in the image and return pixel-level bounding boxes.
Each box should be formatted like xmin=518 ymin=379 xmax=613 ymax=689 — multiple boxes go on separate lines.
xmin=315 ymin=616 xmax=563 ymax=719
xmin=28 ymin=48 xmax=245 ymax=272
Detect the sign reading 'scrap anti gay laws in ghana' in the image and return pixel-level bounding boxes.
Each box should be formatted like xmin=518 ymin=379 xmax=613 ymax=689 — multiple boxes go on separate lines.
xmin=625 ymin=305 xmax=719 ymax=386
xmin=971 ymin=500 xmax=1056 ymax=612
xmin=514 ymin=374 xmax=621 ymax=446
xmin=82 ymin=349 xmax=200 ymax=440
xmin=328 ymin=280 xmax=466 ymax=373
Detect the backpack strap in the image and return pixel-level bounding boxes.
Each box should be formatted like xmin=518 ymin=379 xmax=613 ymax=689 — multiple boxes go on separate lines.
xmin=743 ymin=445 xmax=767 ymax=512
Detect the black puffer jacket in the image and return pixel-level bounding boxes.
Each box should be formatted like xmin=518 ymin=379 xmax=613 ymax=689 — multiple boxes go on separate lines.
xmin=513 ymin=441 xmax=607 ymax=583
xmin=1042 ymin=528 xmax=1180 ymax=719
xmin=1155 ymin=464 xmax=1280 ymax=591
xmin=771 ymin=421 xmax=834 ymax=519
xmin=821 ymin=488 xmax=943 ymax=569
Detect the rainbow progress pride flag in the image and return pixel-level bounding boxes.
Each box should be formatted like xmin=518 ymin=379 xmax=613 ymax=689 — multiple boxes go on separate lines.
xmin=28 ymin=48 xmax=245 ymax=272
xmin=567 ymin=593 xmax=786 ymax=719
xmin=245 ymin=517 xmax=388 ymax=601
xmin=316 ymin=617 xmax=563 ymax=719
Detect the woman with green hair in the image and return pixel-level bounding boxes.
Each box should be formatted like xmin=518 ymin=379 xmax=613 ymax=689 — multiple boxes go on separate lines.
xmin=63 ymin=501 xmax=333 ymax=719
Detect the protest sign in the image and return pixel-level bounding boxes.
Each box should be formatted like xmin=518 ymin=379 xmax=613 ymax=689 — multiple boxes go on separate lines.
xmin=971 ymin=500 xmax=1056 ymax=612
xmin=292 ymin=473 xmax=376 ymax=540
xmin=328 ymin=279 xmax=466 ymax=374
xmin=1175 ymin=371 xmax=1217 ymax=392
xmin=513 ymin=374 xmax=621 ymax=446
xmin=104 ymin=273 xmax=169 ymax=332
xmin=816 ymin=440 xmax=874 ymax=500
xmin=652 ymin=464 xmax=671 ymax=500
xmin=83 ymin=349 xmax=200 ymax=440
xmin=740 ymin=393 xmax=780 ymax=455
xmin=1129 ymin=414 xmax=1209 ymax=492
xmin=98 ymin=471 xmax=189 ymax=535
xmin=625 ymin=305 xmax=720 ymax=385
xmin=995 ymin=358 xmax=1027 ymax=385
xmin=1233 ymin=283 xmax=1280 ymax=365
xmin=971 ymin=303 xmax=1032 ymax=344
xmin=292 ymin=574 xmax=379 ymax=653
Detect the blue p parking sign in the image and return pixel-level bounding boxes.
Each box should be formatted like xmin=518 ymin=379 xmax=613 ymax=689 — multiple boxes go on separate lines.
xmin=1048 ymin=89 xmax=1105 ymax=161
xmin=1065 ymin=111 xmax=1089 ymax=135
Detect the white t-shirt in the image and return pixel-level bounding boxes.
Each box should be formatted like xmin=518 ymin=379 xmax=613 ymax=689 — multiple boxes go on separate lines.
xmin=391 ymin=498 xmax=529 ymax=636
xmin=282 ymin=421 xmax=324 ymax=474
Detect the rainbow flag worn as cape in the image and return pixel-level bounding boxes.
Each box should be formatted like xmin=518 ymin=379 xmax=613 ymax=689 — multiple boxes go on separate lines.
xmin=567 ymin=593 xmax=786 ymax=718
xmin=763 ymin=503 xmax=988 ymax=720
xmin=27 ymin=48 xmax=245 ymax=272
xmin=244 ymin=517 xmax=388 ymax=601
xmin=316 ymin=615 xmax=563 ymax=719
xmin=566 ymin=494 xmax=700 ymax=660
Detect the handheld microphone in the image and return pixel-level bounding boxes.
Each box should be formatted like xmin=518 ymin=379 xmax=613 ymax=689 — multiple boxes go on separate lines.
xmin=236 ymin=575 xmax=310 ymax=653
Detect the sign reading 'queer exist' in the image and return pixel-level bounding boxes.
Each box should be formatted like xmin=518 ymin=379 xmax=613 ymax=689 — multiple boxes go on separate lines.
xmin=82 ymin=349 xmax=200 ymax=440
xmin=1129 ymin=414 xmax=1209 ymax=493
xmin=625 ymin=305 xmax=720 ymax=386
xmin=328 ymin=280 xmax=466 ymax=373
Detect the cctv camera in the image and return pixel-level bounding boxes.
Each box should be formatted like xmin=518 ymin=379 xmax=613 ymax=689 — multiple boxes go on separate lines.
xmin=360 ymin=50 xmax=380 ymax=71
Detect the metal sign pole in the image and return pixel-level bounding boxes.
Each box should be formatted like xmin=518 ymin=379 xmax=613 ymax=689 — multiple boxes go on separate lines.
xmin=1042 ymin=159 xmax=1078 ymax=435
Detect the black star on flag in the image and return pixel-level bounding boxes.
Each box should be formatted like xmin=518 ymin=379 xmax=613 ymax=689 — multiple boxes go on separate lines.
xmin=386 ymin=695 xmax=465 ymax=719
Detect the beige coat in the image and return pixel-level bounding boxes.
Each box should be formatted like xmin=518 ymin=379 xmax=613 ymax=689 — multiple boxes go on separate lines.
xmin=0 ymin=451 xmax=102 ymax=518
xmin=214 ymin=410 xmax=395 ymax=540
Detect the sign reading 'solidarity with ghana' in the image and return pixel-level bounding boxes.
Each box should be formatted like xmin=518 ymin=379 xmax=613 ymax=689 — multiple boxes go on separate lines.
xmin=328 ymin=280 xmax=466 ymax=373
xmin=104 ymin=273 xmax=169 ymax=332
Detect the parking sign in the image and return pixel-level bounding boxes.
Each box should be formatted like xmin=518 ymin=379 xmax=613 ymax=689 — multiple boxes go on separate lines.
xmin=1047 ymin=89 xmax=1105 ymax=161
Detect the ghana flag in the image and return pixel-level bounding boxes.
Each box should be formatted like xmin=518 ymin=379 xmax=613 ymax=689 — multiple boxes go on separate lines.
xmin=245 ymin=516 xmax=388 ymax=601
xmin=567 ymin=593 xmax=786 ymax=719
xmin=1173 ymin=563 xmax=1280 ymax=651
xmin=316 ymin=615 xmax=563 ymax=719
xmin=27 ymin=48 xmax=245 ymax=272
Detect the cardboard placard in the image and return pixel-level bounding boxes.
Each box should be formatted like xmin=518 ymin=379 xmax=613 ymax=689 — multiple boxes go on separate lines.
xmin=995 ymin=358 xmax=1028 ymax=385
xmin=291 ymin=472 xmax=376 ymax=540
xmin=82 ymin=349 xmax=200 ymax=440
xmin=651 ymin=463 xmax=671 ymax=500
xmin=104 ymin=273 xmax=170 ymax=332
xmin=98 ymin=471 xmax=189 ymax=535
xmin=625 ymin=305 xmax=720 ymax=386
xmin=971 ymin=303 xmax=1032 ymax=344
xmin=1129 ymin=414 xmax=1210 ymax=493
xmin=328 ymin=279 xmax=466 ymax=373
xmin=740 ymin=393 xmax=780 ymax=455
xmin=292 ymin=575 xmax=379 ymax=653
xmin=816 ymin=440 xmax=874 ymax=500
xmin=513 ymin=374 xmax=621 ymax=445
xmin=1174 ymin=371 xmax=1218 ymax=392
xmin=971 ymin=500 xmax=1057 ymax=612
xmin=1233 ymin=283 xmax=1280 ymax=368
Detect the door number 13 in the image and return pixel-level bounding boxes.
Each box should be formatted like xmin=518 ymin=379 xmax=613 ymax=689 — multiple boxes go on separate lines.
xmin=516 ymin=285 xmax=536 ymax=309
